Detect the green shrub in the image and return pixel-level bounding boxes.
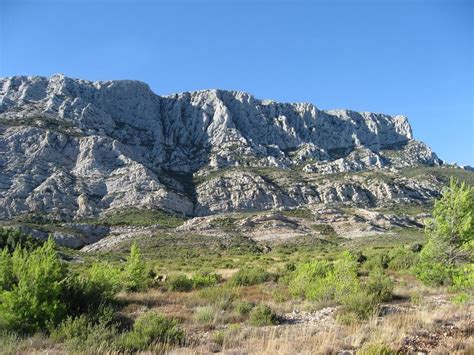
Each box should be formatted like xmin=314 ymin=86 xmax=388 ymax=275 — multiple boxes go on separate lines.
xmin=452 ymin=292 xmax=470 ymax=305
xmin=229 ymin=267 xmax=270 ymax=287
xmin=196 ymin=286 xmax=238 ymax=310
xmin=336 ymin=311 xmax=359 ymax=325
xmin=415 ymin=243 xmax=453 ymax=286
xmin=87 ymin=261 xmax=123 ymax=301
xmin=98 ymin=209 xmax=187 ymax=228
xmin=119 ymin=312 xmax=184 ymax=351
xmin=356 ymin=342 xmax=395 ymax=355
xmin=167 ymin=274 xmax=193 ymax=292
xmin=288 ymin=252 xmax=390 ymax=320
xmin=281 ymin=208 xmax=313 ymax=220
xmin=234 ymin=301 xmax=254 ymax=316
xmin=410 ymin=293 xmax=423 ymax=306
xmin=288 ymin=261 xmax=332 ymax=298
xmin=362 ymin=252 xmax=389 ymax=271
xmin=52 ymin=315 xmax=91 ymax=342
xmin=289 ymin=252 xmax=361 ymax=303
xmin=0 ymin=239 xmax=67 ymax=334
xmin=364 ymin=270 xmax=393 ymax=303
xmin=193 ymin=306 xmax=216 ymax=324
xmin=337 ymin=270 xmax=393 ymax=321
xmin=387 ymin=246 xmax=419 ymax=271
xmin=191 ymin=272 xmax=219 ymax=289
xmin=451 ymin=264 xmax=474 ymax=292
xmin=0 ymin=248 xmax=14 ymax=290
xmin=213 ymin=330 xmax=225 ymax=346
xmin=248 ymin=304 xmax=278 ymax=326
xmin=123 ymin=243 xmax=149 ymax=292
xmin=0 ymin=227 xmax=43 ymax=252
xmin=288 ymin=260 xmax=333 ymax=299
xmin=339 ymin=291 xmax=378 ymax=321
xmin=332 ymin=252 xmax=362 ymax=303
xmin=61 ymin=262 xmax=122 ymax=316
xmin=51 ymin=312 xmax=118 ymax=352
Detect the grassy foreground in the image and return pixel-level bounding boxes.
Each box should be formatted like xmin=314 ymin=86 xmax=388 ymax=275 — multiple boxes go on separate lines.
xmin=0 ymin=227 xmax=472 ymax=354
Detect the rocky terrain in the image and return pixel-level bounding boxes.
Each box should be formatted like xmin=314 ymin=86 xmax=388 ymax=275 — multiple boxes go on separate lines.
xmin=1 ymin=74 xmax=472 ymax=249
xmin=0 ymin=75 xmax=472 ymax=355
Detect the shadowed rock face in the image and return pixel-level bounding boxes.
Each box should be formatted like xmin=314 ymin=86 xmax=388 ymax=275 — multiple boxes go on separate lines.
xmin=0 ymin=74 xmax=442 ymax=220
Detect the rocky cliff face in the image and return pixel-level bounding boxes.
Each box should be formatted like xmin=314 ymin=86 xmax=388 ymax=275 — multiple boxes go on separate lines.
xmin=0 ymin=74 xmax=443 ymax=220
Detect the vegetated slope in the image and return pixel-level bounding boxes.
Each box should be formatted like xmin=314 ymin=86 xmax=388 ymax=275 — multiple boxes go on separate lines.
xmin=0 ymin=74 xmax=463 ymax=222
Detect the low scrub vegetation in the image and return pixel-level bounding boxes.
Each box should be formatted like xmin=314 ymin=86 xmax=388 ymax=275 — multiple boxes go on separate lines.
xmin=0 ymin=237 xmax=184 ymax=352
xmin=167 ymin=271 xmax=220 ymax=292
xmin=0 ymin=177 xmax=472 ymax=353
xmin=117 ymin=312 xmax=184 ymax=351
xmin=288 ymin=251 xmax=393 ymax=321
xmin=229 ymin=267 xmax=271 ymax=286
xmin=91 ymin=209 xmax=187 ymax=228
xmin=0 ymin=226 xmax=43 ymax=252
xmin=248 ymin=304 xmax=279 ymax=326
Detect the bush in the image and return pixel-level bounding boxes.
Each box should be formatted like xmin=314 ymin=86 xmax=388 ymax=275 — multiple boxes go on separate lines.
xmin=364 ymin=270 xmax=393 ymax=303
xmin=339 ymin=291 xmax=378 ymax=321
xmin=61 ymin=263 xmax=122 ymax=317
xmin=234 ymin=301 xmax=254 ymax=316
xmin=196 ymin=286 xmax=238 ymax=310
xmin=229 ymin=267 xmax=270 ymax=287
xmin=0 ymin=239 xmax=67 ymax=334
xmin=289 ymin=252 xmax=361 ymax=303
xmin=452 ymin=293 xmax=470 ymax=305
xmin=451 ymin=264 xmax=474 ymax=292
xmin=288 ymin=252 xmax=392 ymax=320
xmin=52 ymin=315 xmax=92 ymax=342
xmin=193 ymin=306 xmax=216 ymax=324
xmin=0 ymin=248 xmax=14 ymax=290
xmin=415 ymin=241 xmax=453 ymax=286
xmin=336 ymin=311 xmax=359 ymax=325
xmin=451 ymin=264 xmax=473 ymax=303
xmin=0 ymin=227 xmax=43 ymax=253
xmin=119 ymin=312 xmax=184 ymax=351
xmin=288 ymin=260 xmax=333 ymax=299
xmin=167 ymin=274 xmax=193 ymax=292
xmin=51 ymin=311 xmax=118 ymax=352
xmin=362 ymin=252 xmax=389 ymax=271
xmin=337 ymin=269 xmax=393 ymax=321
xmin=387 ymin=246 xmax=419 ymax=271
xmin=87 ymin=261 xmax=123 ymax=301
xmin=248 ymin=304 xmax=278 ymax=326
xmin=191 ymin=272 xmax=219 ymax=289
xmin=331 ymin=252 xmax=362 ymax=303
xmin=123 ymin=243 xmax=149 ymax=292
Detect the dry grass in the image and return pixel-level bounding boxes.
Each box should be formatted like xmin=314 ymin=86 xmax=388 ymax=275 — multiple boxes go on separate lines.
xmin=170 ymin=298 xmax=473 ymax=354
xmin=109 ymin=267 xmax=474 ymax=355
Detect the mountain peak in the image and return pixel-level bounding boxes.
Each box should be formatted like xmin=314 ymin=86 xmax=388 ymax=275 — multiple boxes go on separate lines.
xmin=0 ymin=75 xmax=442 ymax=220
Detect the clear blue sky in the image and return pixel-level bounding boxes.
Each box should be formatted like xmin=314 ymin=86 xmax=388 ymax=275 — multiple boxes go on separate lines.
xmin=1 ymin=0 xmax=473 ymax=165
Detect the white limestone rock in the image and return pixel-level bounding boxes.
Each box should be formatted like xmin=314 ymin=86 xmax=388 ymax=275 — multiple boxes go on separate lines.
xmin=0 ymin=74 xmax=447 ymax=220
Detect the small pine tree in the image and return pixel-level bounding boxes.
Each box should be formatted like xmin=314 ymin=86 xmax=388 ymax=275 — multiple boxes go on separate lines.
xmin=123 ymin=243 xmax=148 ymax=292
xmin=0 ymin=238 xmax=67 ymax=333
xmin=416 ymin=178 xmax=474 ymax=285
xmin=0 ymin=248 xmax=14 ymax=290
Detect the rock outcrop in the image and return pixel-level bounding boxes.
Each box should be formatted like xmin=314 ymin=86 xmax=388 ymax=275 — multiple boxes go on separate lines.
xmin=0 ymin=74 xmax=445 ymax=220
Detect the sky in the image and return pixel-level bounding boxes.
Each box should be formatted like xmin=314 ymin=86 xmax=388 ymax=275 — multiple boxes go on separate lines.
xmin=1 ymin=0 xmax=473 ymax=165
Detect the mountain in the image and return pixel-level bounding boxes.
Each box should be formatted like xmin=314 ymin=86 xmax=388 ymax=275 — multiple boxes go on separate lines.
xmin=0 ymin=74 xmax=447 ymax=222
